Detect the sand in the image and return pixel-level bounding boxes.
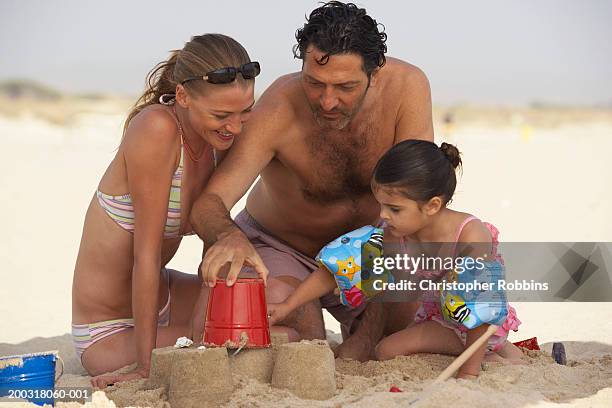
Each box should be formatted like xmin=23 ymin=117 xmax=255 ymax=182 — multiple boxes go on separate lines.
xmin=1 ymin=100 xmax=612 ymax=407
xmin=272 ymin=340 xmax=336 ymax=400
xmin=0 ymin=357 xmax=23 ymax=369
xmin=3 ymin=338 xmax=608 ymax=408
xmin=3 ymin=336 xmax=612 ymax=408
xmin=39 ymin=341 xmax=610 ymax=407
xmin=168 ymin=347 xmax=232 ymax=407
xmin=229 ymin=348 xmax=274 ymax=384
xmin=147 ymin=347 xmax=175 ymax=390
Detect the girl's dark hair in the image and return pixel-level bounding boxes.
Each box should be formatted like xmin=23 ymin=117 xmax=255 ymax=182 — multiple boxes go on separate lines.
xmin=123 ymin=34 xmax=252 ymax=138
xmin=373 ymin=140 xmax=463 ymax=205
xmin=293 ymin=1 xmax=387 ymax=76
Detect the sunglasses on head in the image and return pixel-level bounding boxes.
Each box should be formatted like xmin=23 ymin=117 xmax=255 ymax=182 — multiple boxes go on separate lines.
xmin=181 ymin=61 xmax=260 ymax=85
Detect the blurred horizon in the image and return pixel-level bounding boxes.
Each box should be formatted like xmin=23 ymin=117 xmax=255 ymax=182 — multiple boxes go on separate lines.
xmin=2 ymin=0 xmax=611 ymax=107
xmin=3 ymin=78 xmax=612 ymax=110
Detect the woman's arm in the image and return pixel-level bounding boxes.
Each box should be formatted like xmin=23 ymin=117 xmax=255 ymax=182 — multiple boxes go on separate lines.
xmin=90 ymin=109 xmax=180 ymax=389
xmin=268 ymin=267 xmax=336 ymax=325
xmin=127 ymin=110 xmax=181 ymax=375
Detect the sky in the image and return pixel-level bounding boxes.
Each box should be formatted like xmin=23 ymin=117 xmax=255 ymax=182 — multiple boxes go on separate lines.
xmin=1 ymin=0 xmax=611 ymax=106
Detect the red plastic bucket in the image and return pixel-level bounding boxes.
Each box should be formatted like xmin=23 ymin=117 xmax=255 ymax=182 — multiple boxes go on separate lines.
xmin=203 ymin=278 xmax=271 ymax=348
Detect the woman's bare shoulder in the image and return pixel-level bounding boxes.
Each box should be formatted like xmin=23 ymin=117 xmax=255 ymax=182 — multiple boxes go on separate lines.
xmin=122 ymin=105 xmax=180 ymax=156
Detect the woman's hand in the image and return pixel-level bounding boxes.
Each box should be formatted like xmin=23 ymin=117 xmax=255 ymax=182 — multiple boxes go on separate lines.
xmin=267 ymin=302 xmax=292 ymax=326
xmin=90 ymin=366 xmax=149 ymax=389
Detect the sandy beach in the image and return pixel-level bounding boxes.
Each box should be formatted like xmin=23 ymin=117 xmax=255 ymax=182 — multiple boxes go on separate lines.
xmin=1 ymin=97 xmax=611 ymax=407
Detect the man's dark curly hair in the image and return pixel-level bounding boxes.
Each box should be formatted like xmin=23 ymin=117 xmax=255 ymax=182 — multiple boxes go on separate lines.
xmin=293 ymin=1 xmax=387 ymax=77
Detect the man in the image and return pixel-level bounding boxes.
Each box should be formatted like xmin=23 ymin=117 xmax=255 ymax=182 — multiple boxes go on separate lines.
xmin=190 ymin=1 xmax=433 ymax=361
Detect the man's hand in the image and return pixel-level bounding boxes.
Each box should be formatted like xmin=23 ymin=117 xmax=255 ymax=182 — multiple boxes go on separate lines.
xmin=200 ymin=229 xmax=269 ymax=287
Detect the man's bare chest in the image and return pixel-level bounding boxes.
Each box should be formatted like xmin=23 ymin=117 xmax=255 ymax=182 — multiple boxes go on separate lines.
xmin=278 ymin=119 xmax=395 ymax=203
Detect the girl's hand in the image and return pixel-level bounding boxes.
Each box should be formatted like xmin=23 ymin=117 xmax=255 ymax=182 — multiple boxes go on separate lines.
xmin=333 ymin=287 xmax=341 ymax=299
xmin=267 ymin=302 xmax=292 ymax=326
xmin=90 ymin=366 xmax=149 ymax=389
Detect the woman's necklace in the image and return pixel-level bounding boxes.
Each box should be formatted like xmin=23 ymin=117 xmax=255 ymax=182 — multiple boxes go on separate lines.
xmin=173 ymin=106 xmax=206 ymax=162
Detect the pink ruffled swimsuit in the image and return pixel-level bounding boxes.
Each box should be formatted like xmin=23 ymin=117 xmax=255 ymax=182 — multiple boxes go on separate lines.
xmin=404 ymin=215 xmax=521 ymax=352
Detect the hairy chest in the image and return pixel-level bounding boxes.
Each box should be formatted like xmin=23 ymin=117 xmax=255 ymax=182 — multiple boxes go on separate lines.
xmin=279 ymin=117 xmax=395 ymax=204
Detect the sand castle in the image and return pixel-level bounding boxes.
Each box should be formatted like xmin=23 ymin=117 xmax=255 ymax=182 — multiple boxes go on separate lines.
xmin=169 ymin=347 xmax=233 ymax=408
xmin=148 ymin=346 xmax=175 ymax=390
xmin=271 ymin=339 xmax=336 ymax=400
xmin=145 ymin=335 xmax=337 ymax=406
xmin=229 ymin=348 xmax=274 ymax=384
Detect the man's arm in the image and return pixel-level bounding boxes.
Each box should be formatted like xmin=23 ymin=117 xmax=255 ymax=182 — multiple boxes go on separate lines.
xmin=394 ymin=65 xmax=434 ymax=143
xmin=189 ymin=87 xmax=290 ymax=286
xmin=190 ymin=133 xmax=270 ymax=247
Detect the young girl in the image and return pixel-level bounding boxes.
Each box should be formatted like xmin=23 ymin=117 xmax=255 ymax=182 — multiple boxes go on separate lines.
xmin=72 ymin=34 xmax=260 ymax=388
xmin=268 ymin=139 xmax=523 ymax=379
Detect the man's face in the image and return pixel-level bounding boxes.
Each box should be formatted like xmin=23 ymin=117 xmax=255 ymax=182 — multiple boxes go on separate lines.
xmin=301 ymin=45 xmax=370 ymax=130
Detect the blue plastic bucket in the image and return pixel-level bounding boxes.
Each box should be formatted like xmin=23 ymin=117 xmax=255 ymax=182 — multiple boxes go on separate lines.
xmin=0 ymin=350 xmax=62 ymax=406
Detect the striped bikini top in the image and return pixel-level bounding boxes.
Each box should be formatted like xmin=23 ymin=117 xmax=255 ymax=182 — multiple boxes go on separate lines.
xmin=96 ymin=108 xmax=195 ymax=239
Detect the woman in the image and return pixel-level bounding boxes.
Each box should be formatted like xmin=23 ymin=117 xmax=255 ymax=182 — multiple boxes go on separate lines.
xmin=71 ymin=34 xmax=259 ymax=387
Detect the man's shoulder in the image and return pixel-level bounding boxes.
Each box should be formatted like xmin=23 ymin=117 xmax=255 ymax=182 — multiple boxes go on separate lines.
xmin=381 ymin=57 xmax=430 ymax=91
xmin=376 ymin=57 xmax=433 ymax=142
xmin=257 ymin=72 xmax=303 ymax=113
xmin=239 ymin=72 xmax=305 ymax=147
xmin=248 ymin=72 xmax=306 ymax=137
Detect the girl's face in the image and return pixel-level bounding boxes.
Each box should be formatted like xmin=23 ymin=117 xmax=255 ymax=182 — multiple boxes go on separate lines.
xmin=179 ymin=82 xmax=255 ymax=151
xmin=372 ymin=184 xmax=429 ymax=238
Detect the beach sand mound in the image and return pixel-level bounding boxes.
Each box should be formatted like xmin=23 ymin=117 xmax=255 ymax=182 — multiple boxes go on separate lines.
xmin=229 ymin=347 xmax=274 ymax=384
xmin=69 ymin=343 xmax=612 ymax=407
xmin=168 ymin=347 xmax=232 ymax=408
xmin=2 ymin=337 xmax=612 ymax=407
xmin=271 ymin=339 xmax=336 ymax=400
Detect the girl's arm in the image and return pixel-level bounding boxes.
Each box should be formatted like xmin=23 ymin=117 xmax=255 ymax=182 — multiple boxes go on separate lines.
xmin=454 ymin=218 xmax=496 ymax=378
xmin=456 ymin=324 xmax=490 ymax=378
xmin=268 ymin=267 xmax=336 ymax=326
xmin=91 ymin=109 xmax=180 ymax=388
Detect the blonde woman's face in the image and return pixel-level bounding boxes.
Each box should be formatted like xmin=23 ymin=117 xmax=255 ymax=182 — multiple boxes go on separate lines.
xmin=184 ymin=82 xmax=255 ymax=150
